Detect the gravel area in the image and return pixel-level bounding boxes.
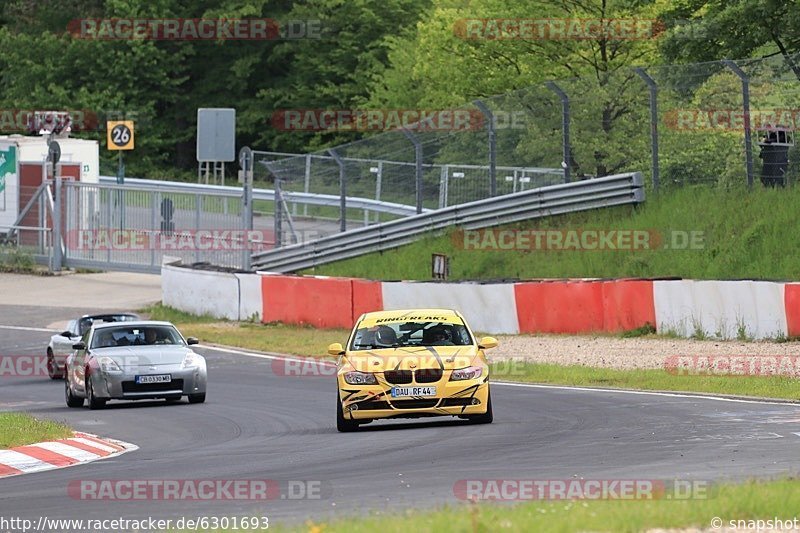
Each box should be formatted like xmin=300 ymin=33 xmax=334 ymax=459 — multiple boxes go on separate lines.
xmin=492 ymin=334 xmax=800 ymax=370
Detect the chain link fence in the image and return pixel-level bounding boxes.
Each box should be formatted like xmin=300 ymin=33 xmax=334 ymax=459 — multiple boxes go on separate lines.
xmin=259 ymin=52 xmax=800 ymax=246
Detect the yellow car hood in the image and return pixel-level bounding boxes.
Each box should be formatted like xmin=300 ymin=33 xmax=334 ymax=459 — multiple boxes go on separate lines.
xmin=342 ymin=345 xmax=481 ymax=373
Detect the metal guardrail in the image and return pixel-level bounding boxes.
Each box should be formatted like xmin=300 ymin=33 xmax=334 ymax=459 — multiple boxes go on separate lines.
xmin=99 ymin=176 xmax=428 ymax=217
xmin=251 ymin=171 xmax=645 ymax=273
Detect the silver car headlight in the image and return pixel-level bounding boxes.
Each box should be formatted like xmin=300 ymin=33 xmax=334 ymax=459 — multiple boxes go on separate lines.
xmin=344 ymin=371 xmax=378 ymax=385
xmin=98 ymin=356 xmax=122 ymax=373
xmin=182 ymin=352 xmax=202 ymax=369
xmin=449 ymin=366 xmax=483 ymax=381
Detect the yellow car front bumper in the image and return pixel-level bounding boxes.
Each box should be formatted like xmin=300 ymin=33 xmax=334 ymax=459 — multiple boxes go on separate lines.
xmin=337 ymin=377 xmax=490 ymax=421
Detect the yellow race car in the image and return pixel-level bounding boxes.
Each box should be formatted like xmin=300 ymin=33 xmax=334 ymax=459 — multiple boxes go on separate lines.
xmin=329 ymin=308 xmax=497 ymax=432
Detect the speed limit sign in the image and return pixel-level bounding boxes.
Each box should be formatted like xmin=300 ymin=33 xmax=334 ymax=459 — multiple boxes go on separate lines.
xmin=107 ymin=121 xmax=134 ymax=150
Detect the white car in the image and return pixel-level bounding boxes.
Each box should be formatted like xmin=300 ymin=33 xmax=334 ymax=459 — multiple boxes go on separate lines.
xmin=47 ymin=313 xmax=139 ymax=379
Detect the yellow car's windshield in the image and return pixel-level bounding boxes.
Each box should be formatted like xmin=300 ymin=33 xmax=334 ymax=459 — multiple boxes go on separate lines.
xmin=350 ymin=320 xmax=473 ymax=350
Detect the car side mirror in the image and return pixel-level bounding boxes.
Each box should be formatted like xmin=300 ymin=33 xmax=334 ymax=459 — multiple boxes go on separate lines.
xmin=328 ymin=342 xmax=345 ymax=356
xmin=478 ymin=336 xmax=498 ymax=350
xmin=72 ymin=342 xmax=86 ymax=350
xmin=186 ymin=337 xmax=199 ymax=345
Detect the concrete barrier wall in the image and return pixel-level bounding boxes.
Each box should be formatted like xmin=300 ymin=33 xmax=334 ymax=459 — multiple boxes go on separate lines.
xmin=653 ymin=280 xmax=787 ymax=340
xmin=382 ymin=281 xmax=520 ymax=333
xmin=161 ymin=266 xmax=800 ymax=339
xmin=162 ymin=264 xmax=261 ymax=321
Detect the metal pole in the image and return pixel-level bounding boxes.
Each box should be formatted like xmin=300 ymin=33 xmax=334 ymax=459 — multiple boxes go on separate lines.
xmin=634 ymin=67 xmax=660 ymax=191
xmin=303 ymin=154 xmax=311 ymax=217
xmin=474 ymin=100 xmax=497 ymax=196
xmin=328 ymin=148 xmax=347 ymax=232
xmin=242 ymin=164 xmax=253 ymax=270
xmin=401 ymin=129 xmax=423 ymax=213
xmin=52 ymin=172 xmax=62 ymax=272
xmin=723 ymin=59 xmax=754 ymax=189
xmin=545 ymin=81 xmax=571 ymax=183
xmin=274 ymin=177 xmax=283 ymax=247
xmin=375 ymin=161 xmax=382 ymax=223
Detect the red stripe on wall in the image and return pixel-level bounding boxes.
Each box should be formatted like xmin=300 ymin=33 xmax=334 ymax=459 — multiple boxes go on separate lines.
xmin=514 ymin=281 xmax=604 ymax=334
xmin=262 ymin=275 xmax=354 ymax=329
xmin=351 ymin=279 xmax=383 ymax=323
xmin=601 ymin=280 xmax=655 ymax=332
xmin=784 ymin=284 xmax=800 ymax=337
xmin=514 ymin=279 xmax=656 ymax=334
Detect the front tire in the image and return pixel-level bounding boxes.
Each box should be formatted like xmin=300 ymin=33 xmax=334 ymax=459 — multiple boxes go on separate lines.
xmin=467 ymin=389 xmax=493 ymax=424
xmin=188 ymin=393 xmax=206 ymax=404
xmin=47 ymin=350 xmax=62 ymax=380
xmin=65 ymin=378 xmax=83 ymax=408
xmin=336 ymin=396 xmax=359 ymax=432
xmin=86 ymin=374 xmax=107 ymax=410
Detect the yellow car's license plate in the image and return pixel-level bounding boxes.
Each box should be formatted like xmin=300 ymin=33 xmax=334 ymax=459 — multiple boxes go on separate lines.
xmin=391 ymin=386 xmax=437 ymax=398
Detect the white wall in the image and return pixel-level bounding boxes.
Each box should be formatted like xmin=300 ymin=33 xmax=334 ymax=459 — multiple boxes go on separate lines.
xmin=653 ymin=280 xmax=787 ymax=340
xmin=381 ymin=281 xmax=520 ymax=334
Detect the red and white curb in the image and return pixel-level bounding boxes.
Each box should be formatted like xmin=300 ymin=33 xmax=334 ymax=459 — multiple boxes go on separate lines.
xmin=0 ymin=432 xmax=137 ymax=478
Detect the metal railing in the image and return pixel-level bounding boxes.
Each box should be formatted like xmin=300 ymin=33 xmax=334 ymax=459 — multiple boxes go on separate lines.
xmin=99 ymin=176 xmax=428 ymax=217
xmin=251 ymin=171 xmax=644 ymax=273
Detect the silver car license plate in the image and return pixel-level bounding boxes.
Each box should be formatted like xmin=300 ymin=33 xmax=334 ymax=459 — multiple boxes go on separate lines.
xmin=135 ymin=374 xmax=171 ymax=384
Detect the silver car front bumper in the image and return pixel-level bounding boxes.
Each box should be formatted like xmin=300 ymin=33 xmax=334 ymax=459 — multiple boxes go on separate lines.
xmin=90 ymin=362 xmax=207 ymax=400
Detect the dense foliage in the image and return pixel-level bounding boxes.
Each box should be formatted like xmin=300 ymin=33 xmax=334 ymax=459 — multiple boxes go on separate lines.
xmin=1 ymin=0 xmax=796 ymax=179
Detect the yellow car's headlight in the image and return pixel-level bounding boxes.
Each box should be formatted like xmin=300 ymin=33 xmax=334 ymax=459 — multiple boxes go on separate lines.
xmin=449 ymin=366 xmax=483 ymax=381
xmin=344 ymin=371 xmax=378 ymax=385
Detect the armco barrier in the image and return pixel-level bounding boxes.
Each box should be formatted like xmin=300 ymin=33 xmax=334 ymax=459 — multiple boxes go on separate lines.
xmin=161 ymin=265 xmax=800 ymax=340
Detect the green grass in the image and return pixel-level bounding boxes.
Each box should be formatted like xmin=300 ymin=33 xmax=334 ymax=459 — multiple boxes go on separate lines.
xmin=263 ymin=478 xmax=800 ymax=533
xmin=139 ymin=303 xmax=348 ymax=356
xmin=302 ymin=184 xmax=800 ymax=280
xmin=0 ymin=413 xmax=73 ymax=449
xmin=490 ymin=362 xmax=800 ymax=400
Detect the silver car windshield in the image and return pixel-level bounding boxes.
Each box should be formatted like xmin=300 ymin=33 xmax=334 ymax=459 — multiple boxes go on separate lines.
xmin=90 ymin=325 xmax=184 ymax=349
xmin=350 ymin=321 xmax=473 ymax=350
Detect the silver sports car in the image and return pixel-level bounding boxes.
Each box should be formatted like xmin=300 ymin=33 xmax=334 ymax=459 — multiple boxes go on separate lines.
xmin=64 ymin=321 xmax=207 ymax=409
xmin=47 ymin=313 xmax=140 ymax=379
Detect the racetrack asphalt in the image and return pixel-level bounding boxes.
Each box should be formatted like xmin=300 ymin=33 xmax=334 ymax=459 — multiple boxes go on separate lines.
xmin=0 ymin=303 xmax=799 ymax=528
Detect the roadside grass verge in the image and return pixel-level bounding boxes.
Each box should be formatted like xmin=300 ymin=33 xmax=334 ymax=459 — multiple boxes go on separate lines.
xmin=490 ymin=362 xmax=800 ymax=400
xmin=301 ymin=184 xmax=800 ymax=281
xmin=0 ymin=413 xmax=72 ymax=449
xmin=139 ymin=304 xmax=348 ymax=356
xmin=265 ymin=478 xmax=799 ymax=533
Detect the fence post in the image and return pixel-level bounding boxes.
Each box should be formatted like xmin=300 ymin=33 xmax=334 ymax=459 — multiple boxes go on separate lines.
xmin=328 ymin=148 xmax=347 ymax=231
xmin=401 ymin=128 xmax=423 ymax=213
xmin=634 ymin=67 xmax=660 ymax=192
xmin=473 ymin=100 xmax=497 ymax=196
xmin=545 ymin=81 xmax=571 ymax=183
xmin=303 ymin=154 xmax=311 ymax=217
xmin=722 ymin=59 xmax=754 ymax=189
xmin=52 ymin=173 xmax=62 ymax=272
xmin=240 ymin=151 xmax=253 ymax=269
xmin=274 ymin=177 xmax=283 ymax=247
